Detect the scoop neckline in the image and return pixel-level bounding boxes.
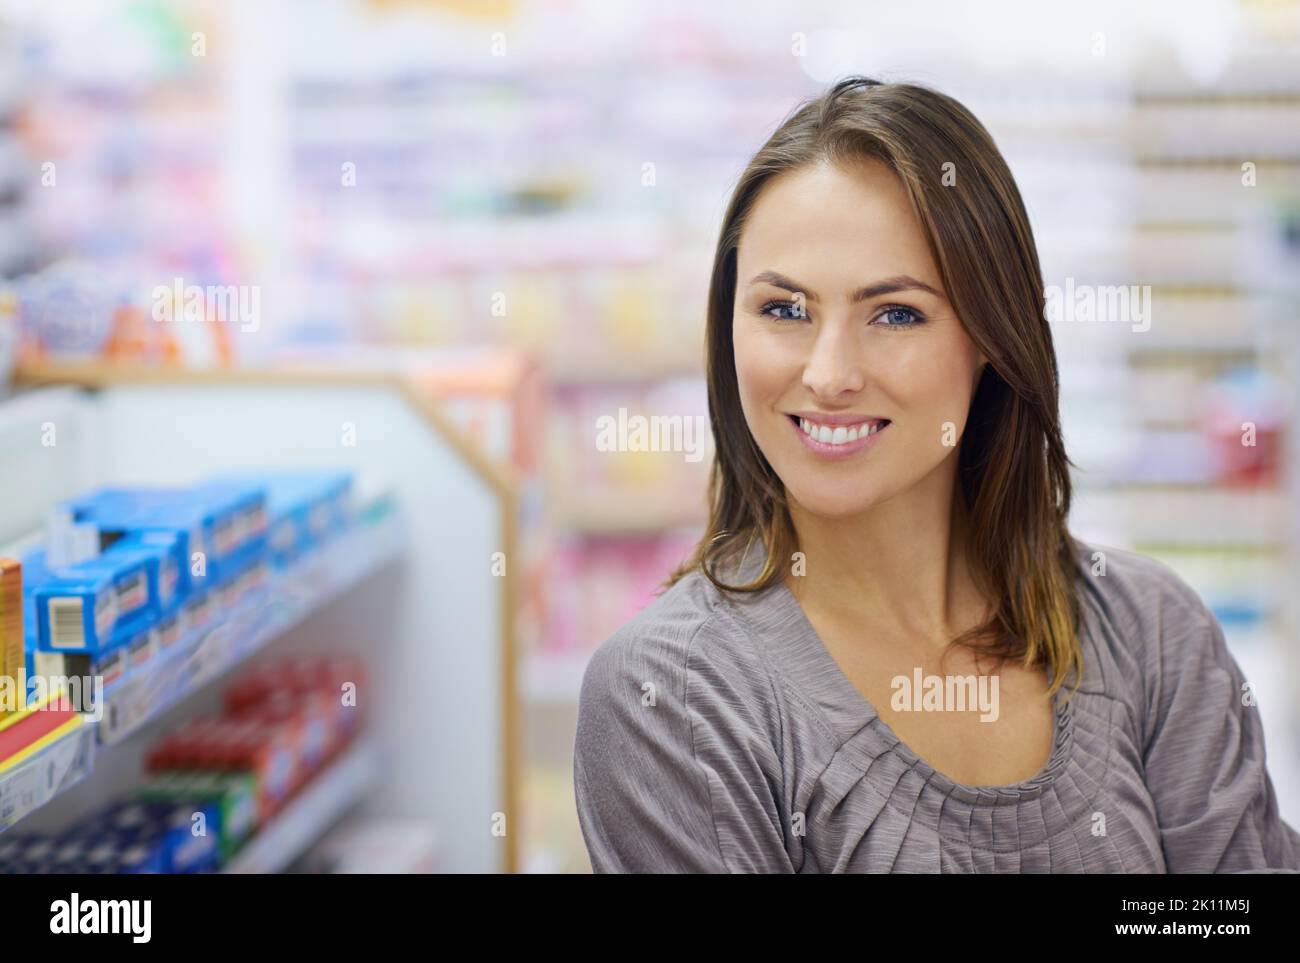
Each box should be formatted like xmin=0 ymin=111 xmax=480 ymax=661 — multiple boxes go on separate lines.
xmin=769 ymin=573 xmax=1076 ymax=805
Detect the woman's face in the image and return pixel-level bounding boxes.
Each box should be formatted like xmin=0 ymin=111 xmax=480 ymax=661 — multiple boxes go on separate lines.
xmin=732 ymin=158 xmax=986 ymax=519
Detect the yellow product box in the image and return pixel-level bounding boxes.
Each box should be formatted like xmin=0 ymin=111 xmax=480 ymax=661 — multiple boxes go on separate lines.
xmin=1 ymin=558 xmax=23 ymax=720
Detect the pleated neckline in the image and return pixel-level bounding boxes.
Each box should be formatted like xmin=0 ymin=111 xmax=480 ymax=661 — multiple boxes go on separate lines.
xmin=726 ymin=540 xmax=1078 ymax=806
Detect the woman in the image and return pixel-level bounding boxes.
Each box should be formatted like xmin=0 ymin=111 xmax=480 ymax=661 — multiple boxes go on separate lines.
xmin=573 ymin=76 xmax=1300 ymax=873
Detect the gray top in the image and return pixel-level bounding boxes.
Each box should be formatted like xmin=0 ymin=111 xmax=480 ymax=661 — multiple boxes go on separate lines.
xmin=573 ymin=538 xmax=1300 ymax=872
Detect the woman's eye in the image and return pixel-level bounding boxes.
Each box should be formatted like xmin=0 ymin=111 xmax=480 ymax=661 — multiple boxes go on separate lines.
xmin=759 ymin=300 xmax=806 ymax=323
xmin=874 ymin=305 xmax=924 ymax=328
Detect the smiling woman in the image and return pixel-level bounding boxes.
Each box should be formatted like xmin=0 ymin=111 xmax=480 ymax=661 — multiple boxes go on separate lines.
xmin=572 ymin=76 xmax=1300 ymax=874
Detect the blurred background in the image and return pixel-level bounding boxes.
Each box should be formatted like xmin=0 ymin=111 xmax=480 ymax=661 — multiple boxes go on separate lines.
xmin=0 ymin=0 xmax=1297 ymax=873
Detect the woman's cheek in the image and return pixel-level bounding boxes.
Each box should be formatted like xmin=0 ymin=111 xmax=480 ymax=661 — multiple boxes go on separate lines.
xmin=734 ymin=331 xmax=785 ymax=416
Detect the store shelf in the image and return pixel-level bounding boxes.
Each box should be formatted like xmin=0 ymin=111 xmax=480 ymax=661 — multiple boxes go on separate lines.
xmin=0 ymin=719 xmax=94 ymax=832
xmin=0 ymin=510 xmax=402 ymax=837
xmin=0 ymin=376 xmax=517 ymax=872
xmin=101 ymin=509 xmax=405 ymax=745
xmin=224 ymin=737 xmax=378 ymax=874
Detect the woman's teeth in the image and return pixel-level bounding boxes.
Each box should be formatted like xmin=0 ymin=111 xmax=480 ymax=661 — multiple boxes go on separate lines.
xmin=798 ymin=418 xmax=886 ymax=445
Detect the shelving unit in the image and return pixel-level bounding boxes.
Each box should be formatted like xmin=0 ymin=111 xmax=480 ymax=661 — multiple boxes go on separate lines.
xmin=0 ymin=718 xmax=93 ymax=833
xmin=98 ymin=509 xmax=404 ymax=746
xmin=0 ymin=511 xmax=399 ymax=831
xmin=2 ymin=366 xmax=525 ymax=872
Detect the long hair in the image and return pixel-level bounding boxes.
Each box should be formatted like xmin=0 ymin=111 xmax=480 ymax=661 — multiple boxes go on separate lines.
xmin=665 ymin=76 xmax=1083 ymax=698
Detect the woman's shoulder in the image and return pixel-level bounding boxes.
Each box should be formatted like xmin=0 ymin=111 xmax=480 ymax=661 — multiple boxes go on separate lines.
xmin=577 ymin=564 xmax=777 ymax=718
xmin=1066 ymin=536 xmax=1228 ymax=698
xmin=1068 ymin=535 xmax=1215 ymax=630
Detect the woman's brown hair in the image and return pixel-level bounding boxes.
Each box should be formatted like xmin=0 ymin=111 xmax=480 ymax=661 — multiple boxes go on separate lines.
xmin=665 ymin=76 xmax=1084 ymax=699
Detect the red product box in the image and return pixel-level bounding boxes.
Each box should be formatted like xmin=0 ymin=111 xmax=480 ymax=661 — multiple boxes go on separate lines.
xmin=232 ymin=689 xmax=334 ymax=776
xmin=227 ymin=655 xmax=367 ymax=750
xmin=222 ymin=719 xmax=299 ymax=819
xmin=145 ymin=717 xmax=221 ymax=771
xmin=305 ymin=655 xmax=367 ymax=742
xmin=146 ymin=715 xmax=297 ymax=822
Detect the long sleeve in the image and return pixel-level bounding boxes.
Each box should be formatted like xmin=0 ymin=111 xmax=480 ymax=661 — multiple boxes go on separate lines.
xmin=573 ymin=612 xmax=794 ymax=874
xmin=1140 ymin=582 xmax=1300 ymax=873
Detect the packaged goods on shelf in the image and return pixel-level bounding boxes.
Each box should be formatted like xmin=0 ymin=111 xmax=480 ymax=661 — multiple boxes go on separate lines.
xmin=208 ymin=470 xmax=354 ymax=568
xmin=14 ymin=261 xmax=235 ymax=367
xmin=147 ymin=654 xmax=366 ymax=823
xmin=0 ymin=559 xmax=21 ymax=719
xmin=23 ymin=551 xmax=141 ymax=700
xmin=224 ymin=655 xmax=367 ymax=760
xmin=136 ymin=771 xmax=258 ymax=863
xmin=0 ymin=654 xmax=369 ymax=873
xmin=32 ymin=549 xmax=154 ymax=653
xmin=146 ymin=716 xmax=298 ymax=823
xmin=61 ymin=480 xmax=269 ymax=591
xmin=0 ymin=800 xmax=222 ymax=875
xmin=21 ymin=538 xmax=183 ymax=707
xmin=7 ymin=471 xmax=359 ymax=716
xmin=64 ymin=798 xmax=223 ymax=874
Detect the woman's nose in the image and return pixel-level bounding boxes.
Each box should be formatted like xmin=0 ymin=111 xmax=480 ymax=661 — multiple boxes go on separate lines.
xmin=802 ymin=321 xmax=866 ymax=399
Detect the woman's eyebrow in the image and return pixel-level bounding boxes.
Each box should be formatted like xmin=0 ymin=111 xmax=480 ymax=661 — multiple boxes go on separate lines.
xmin=748 ymin=270 xmax=941 ymax=302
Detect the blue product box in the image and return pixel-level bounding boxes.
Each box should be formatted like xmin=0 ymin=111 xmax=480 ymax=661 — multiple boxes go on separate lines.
xmin=0 ymin=835 xmax=55 ymax=873
xmin=193 ymin=480 xmax=269 ymax=559
xmin=53 ymin=825 xmax=167 ymax=874
xmin=212 ymin=471 xmax=352 ymax=567
xmin=0 ymin=833 xmax=33 ymax=873
xmin=63 ymin=482 xmax=269 ymax=592
xmin=182 ymin=584 xmax=218 ymax=638
xmin=154 ymin=599 xmax=187 ymax=653
xmin=31 ymin=545 xmax=164 ymax=655
xmin=75 ymin=837 xmax=160 ymax=874
xmin=31 ymin=565 xmax=118 ymax=654
xmin=79 ymin=798 xmax=222 ymax=873
xmin=113 ymin=840 xmax=167 ymax=874
xmin=16 ymin=550 xmax=124 ymax=710
xmin=109 ymin=530 xmax=184 ymax=610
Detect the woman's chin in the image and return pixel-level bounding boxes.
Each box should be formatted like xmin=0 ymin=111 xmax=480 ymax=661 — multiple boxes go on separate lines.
xmin=786 ymin=481 xmax=883 ymax=521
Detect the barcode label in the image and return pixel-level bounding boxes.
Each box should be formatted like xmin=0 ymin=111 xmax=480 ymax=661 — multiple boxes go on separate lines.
xmin=47 ymin=598 xmax=86 ymax=650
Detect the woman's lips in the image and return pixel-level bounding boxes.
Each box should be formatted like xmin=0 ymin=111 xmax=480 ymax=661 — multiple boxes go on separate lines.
xmin=788 ymin=413 xmax=889 ymax=460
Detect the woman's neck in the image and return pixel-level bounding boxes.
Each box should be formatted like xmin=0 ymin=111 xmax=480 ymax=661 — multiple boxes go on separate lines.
xmin=785 ymin=462 xmax=989 ymax=656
